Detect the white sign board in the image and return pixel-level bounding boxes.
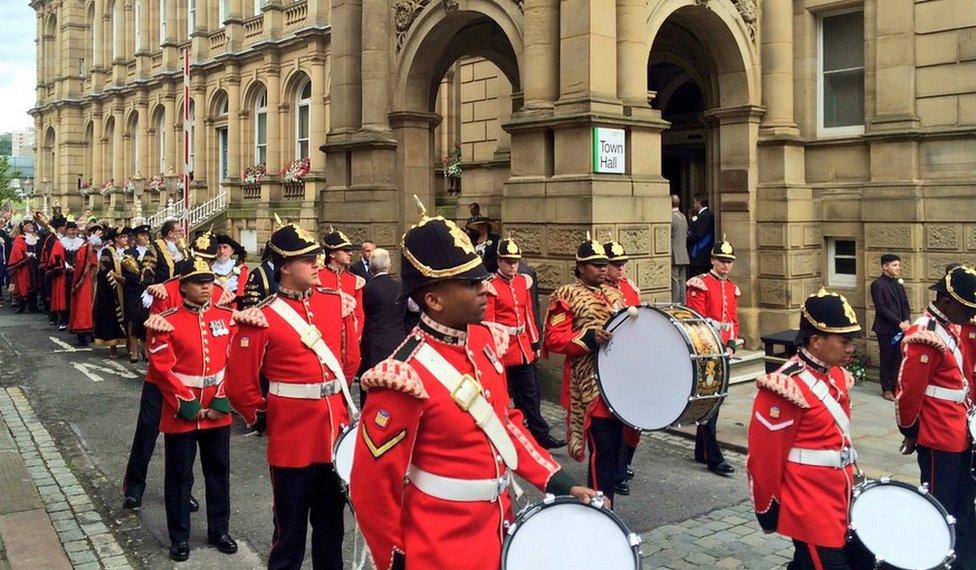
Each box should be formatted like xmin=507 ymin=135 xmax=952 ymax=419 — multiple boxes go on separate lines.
xmin=593 ymin=127 xmax=626 ymax=174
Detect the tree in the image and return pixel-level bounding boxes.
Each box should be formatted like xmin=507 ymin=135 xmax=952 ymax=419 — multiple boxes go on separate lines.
xmin=0 ymin=134 xmax=11 ymax=156
xmin=0 ymin=156 xmax=23 ymax=203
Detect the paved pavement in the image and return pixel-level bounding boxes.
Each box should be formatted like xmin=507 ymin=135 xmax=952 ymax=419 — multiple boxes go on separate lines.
xmin=0 ymin=307 xmax=924 ymax=569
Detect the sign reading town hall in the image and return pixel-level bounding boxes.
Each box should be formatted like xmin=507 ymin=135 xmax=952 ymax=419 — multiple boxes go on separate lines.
xmin=592 ymin=127 xmax=626 ymax=174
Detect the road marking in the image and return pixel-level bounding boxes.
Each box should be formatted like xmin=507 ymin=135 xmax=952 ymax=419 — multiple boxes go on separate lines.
xmin=50 ymin=336 xmax=92 ymax=353
xmin=72 ymin=362 xmax=105 ymax=382
xmin=71 ymin=361 xmax=140 ymax=383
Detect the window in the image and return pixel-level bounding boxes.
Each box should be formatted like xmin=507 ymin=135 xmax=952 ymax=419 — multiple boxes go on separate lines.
xmin=296 ymin=80 xmax=311 ymax=160
xmin=219 ymin=0 xmax=229 ymax=25
xmin=187 ymin=0 xmax=196 ymax=38
xmin=134 ymin=1 xmax=141 ymax=51
xmin=254 ymin=0 xmax=266 ymax=15
xmin=255 ymin=89 xmax=267 ymax=165
xmin=160 ymin=0 xmax=167 ymax=45
xmin=157 ymin=114 xmax=166 ymax=173
xmin=79 ymin=58 xmax=86 ymax=76
xmin=827 ymin=238 xmax=857 ymax=288
xmin=819 ymin=10 xmax=865 ymax=137
xmin=112 ymin=2 xmax=122 ymax=59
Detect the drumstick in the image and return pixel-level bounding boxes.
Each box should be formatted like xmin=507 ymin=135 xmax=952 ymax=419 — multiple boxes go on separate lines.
xmin=605 ymin=306 xmax=640 ymax=334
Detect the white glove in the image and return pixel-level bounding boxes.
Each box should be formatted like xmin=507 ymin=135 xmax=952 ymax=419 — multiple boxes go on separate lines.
xmin=140 ymin=290 xmax=154 ymax=308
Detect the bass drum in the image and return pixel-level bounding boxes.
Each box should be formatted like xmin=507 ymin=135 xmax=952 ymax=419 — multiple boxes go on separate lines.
xmin=847 ymin=478 xmax=955 ymax=570
xmin=501 ymin=495 xmax=640 ymax=570
xmin=595 ymin=304 xmax=728 ymax=430
xmin=332 ymin=422 xmax=359 ymax=487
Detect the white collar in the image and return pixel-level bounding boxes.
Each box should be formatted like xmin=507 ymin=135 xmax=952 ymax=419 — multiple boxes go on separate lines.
xmin=211 ymin=257 xmax=236 ymax=275
xmin=60 ymin=236 xmax=84 ymax=251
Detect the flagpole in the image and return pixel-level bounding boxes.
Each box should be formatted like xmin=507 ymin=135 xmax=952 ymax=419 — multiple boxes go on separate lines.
xmin=182 ymin=46 xmax=191 ymax=237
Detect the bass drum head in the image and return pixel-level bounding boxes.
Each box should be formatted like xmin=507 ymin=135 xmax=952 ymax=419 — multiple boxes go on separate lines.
xmin=333 ymin=423 xmax=358 ymax=486
xmin=849 ymin=480 xmax=954 ymax=569
xmin=596 ymin=306 xmax=693 ymax=430
xmin=502 ymin=499 xmax=638 ymax=570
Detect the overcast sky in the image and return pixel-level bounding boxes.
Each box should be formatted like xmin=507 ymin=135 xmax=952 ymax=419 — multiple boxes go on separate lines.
xmin=0 ymin=3 xmax=37 ymax=133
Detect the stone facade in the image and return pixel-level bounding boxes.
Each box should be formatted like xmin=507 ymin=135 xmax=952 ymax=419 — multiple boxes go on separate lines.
xmin=31 ymin=0 xmax=976 ymax=350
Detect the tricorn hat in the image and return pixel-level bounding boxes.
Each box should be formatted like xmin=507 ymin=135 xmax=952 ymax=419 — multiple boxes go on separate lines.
xmin=322 ymin=229 xmax=355 ymax=251
xmin=604 ymin=241 xmax=629 ymax=263
xmin=103 ymin=227 xmax=119 ymax=241
xmin=576 ymin=234 xmax=609 ymax=265
xmin=930 ymin=265 xmax=976 ymax=309
xmin=216 ymin=234 xmax=247 ymax=259
xmin=131 ymin=224 xmax=152 ymax=236
xmin=712 ymin=236 xmax=735 ymax=261
xmin=65 ymin=221 xmax=79 ymax=230
xmin=496 ymin=238 xmax=522 ymax=260
xmin=268 ymin=216 xmax=322 ymax=260
xmin=797 ymin=288 xmax=863 ymax=342
xmin=400 ymin=196 xmax=489 ymax=301
xmin=176 ymin=256 xmax=216 ymax=284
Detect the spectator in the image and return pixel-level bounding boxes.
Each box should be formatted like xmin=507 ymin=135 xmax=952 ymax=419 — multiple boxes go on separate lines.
xmin=358 ymin=248 xmax=406 ymax=405
xmin=870 ymin=253 xmax=911 ymax=401
xmin=350 ymin=240 xmax=375 ymax=283
xmin=687 ymin=193 xmax=714 ymax=277
xmin=670 ymin=194 xmax=690 ymax=304
xmin=463 ymin=202 xmax=482 ymax=232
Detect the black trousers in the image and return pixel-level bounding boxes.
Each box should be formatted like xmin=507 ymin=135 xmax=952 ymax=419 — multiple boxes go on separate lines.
xmin=875 ymin=334 xmax=902 ymax=392
xmin=616 ymin=442 xmax=636 ymax=485
xmin=694 ymin=409 xmax=725 ymax=467
xmin=269 ymin=463 xmax=346 ymax=570
xmin=123 ymin=381 xmax=163 ymax=500
xmin=506 ymin=363 xmax=551 ymax=440
xmin=587 ymin=416 xmax=623 ymax=502
xmin=164 ymin=427 xmax=230 ymax=544
xmin=788 ymin=540 xmax=854 ymax=570
xmin=917 ymin=445 xmax=976 ymax=570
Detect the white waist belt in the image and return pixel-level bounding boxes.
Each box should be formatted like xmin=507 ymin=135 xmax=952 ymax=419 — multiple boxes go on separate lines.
xmin=925 ymin=385 xmax=968 ymax=403
xmin=268 ymin=380 xmax=341 ymax=400
xmin=174 ymin=370 xmax=225 ymax=389
xmin=407 ymin=464 xmax=510 ymax=502
xmin=788 ymin=447 xmax=856 ymax=468
xmin=502 ymin=324 xmax=525 ymax=336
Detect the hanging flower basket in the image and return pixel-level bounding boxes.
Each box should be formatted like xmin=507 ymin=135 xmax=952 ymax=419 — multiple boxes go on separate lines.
xmin=244 ymin=165 xmax=268 ymax=184
xmin=148 ymin=174 xmax=166 ymax=192
xmin=99 ymin=179 xmax=115 ymax=196
xmin=280 ymin=158 xmax=310 ymax=183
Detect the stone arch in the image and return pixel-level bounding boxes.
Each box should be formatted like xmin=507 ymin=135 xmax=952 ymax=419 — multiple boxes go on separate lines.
xmin=43 ymin=13 xmax=58 ymax=85
xmin=281 ymin=68 xmax=311 ymax=105
xmin=394 ymin=0 xmax=523 ymax=113
xmin=209 ymin=89 xmax=229 ymax=120
xmin=42 ymin=126 xmax=56 ymax=186
xmin=241 ymin=80 xmax=268 ymax=167
xmin=124 ymin=109 xmax=141 ymax=177
xmin=149 ymin=103 xmax=168 ymax=175
xmin=82 ymin=120 xmax=94 ymax=184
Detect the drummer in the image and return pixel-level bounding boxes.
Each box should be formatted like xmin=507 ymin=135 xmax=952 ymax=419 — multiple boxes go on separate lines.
xmin=603 ymin=241 xmax=640 ymax=497
xmin=350 ymin=204 xmax=600 ymax=570
xmin=746 ymin=288 xmax=862 ymax=569
xmin=543 ymin=237 xmax=626 ymax=500
xmin=896 ymin=265 xmax=976 ymax=570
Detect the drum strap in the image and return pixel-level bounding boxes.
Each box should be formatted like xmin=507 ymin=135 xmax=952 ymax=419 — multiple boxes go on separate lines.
xmin=413 ymin=343 xmax=520 ymax=471
xmin=269 ymin=298 xmax=359 ymax=418
xmin=932 ymin=321 xmax=966 ymax=382
xmin=797 ymin=370 xmax=852 ymax=444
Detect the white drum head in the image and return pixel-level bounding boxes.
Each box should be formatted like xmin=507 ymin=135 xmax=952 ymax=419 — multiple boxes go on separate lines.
xmin=333 ymin=423 xmax=358 ymax=485
xmin=597 ymin=307 xmax=693 ymax=430
xmin=850 ymin=482 xmax=952 ymax=568
xmin=969 ymin=411 xmax=976 ymax=442
xmin=503 ymin=501 xmax=637 ymax=569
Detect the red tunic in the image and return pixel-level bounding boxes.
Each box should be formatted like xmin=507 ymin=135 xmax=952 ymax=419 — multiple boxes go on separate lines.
xmin=147 ymin=304 xmax=235 ymax=434
xmin=48 ymin=240 xmax=68 ymax=312
xmin=69 ymin=242 xmax=97 ymax=333
xmin=351 ymin=317 xmax=569 ymax=570
xmin=318 ymin=266 xmax=364 ymax=339
xmin=746 ymin=355 xmax=856 ymax=548
xmin=7 ymin=234 xmax=39 ymax=297
xmin=225 ymin=289 xmax=361 ymax=467
xmin=895 ymin=312 xmax=970 ymax=453
xmin=484 ymin=272 xmax=540 ymax=366
xmin=686 ymin=271 xmax=740 ymax=349
xmin=149 ymin=277 xmax=226 ymax=314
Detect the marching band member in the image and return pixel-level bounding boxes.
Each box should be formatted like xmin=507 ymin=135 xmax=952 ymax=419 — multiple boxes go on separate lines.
xmin=603 ymin=241 xmax=640 ymax=496
xmin=543 ymin=237 xmax=626 ymax=500
xmin=485 ymin=238 xmax=564 ymax=450
xmin=350 ymin=206 xmax=599 ymax=570
xmin=144 ymin=232 xmax=232 ymax=313
xmin=68 ymin=224 xmax=102 ymax=346
xmin=318 ymin=228 xmax=366 ymax=333
xmin=896 ymin=265 xmax=976 ymax=570
xmin=747 ymin=289 xmax=862 ymax=569
xmin=226 ymin=221 xmax=360 ymax=570
xmin=685 ymin=237 xmax=739 ymax=477
xmin=144 ymin=258 xmax=237 ymax=561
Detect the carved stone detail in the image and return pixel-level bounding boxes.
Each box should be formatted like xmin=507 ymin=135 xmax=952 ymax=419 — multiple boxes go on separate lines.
xmin=534 ymin=261 xmax=570 ymax=291
xmin=758 ymin=224 xmax=786 ymax=248
xmin=548 ymin=228 xmax=588 ymax=256
xmin=593 ymin=225 xmax=614 ymax=244
xmin=653 ymin=225 xmax=670 ymax=255
xmin=865 ymin=224 xmax=914 ymax=250
xmin=507 ymin=227 xmax=544 ymax=255
xmin=396 ymin=0 xmax=523 ymax=53
xmin=733 ymin=0 xmax=758 ymax=43
xmin=967 ymin=226 xmax=976 ymax=251
xmin=619 ymin=225 xmax=651 ymax=255
xmin=926 ymin=254 xmax=976 ymax=279
xmin=926 ymin=225 xmax=960 ymax=250
xmin=373 ymin=224 xmax=398 ymax=246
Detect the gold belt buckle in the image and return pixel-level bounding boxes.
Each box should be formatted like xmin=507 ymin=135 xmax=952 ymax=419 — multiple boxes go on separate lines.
xmin=301 ymin=326 xmax=323 ymax=349
xmin=451 ymin=375 xmax=482 ymax=411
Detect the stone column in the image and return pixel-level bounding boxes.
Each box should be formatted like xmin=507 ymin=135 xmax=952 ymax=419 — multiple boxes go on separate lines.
xmin=759 ymin=0 xmax=797 ymax=135
xmin=92 ymin=105 xmax=104 ymax=184
xmin=329 ymin=0 xmax=361 ymax=133
xmin=91 ymin=0 xmax=105 ymax=90
xmin=871 ymin=0 xmax=918 ymax=130
xmin=137 ymin=99 xmax=150 ymax=178
xmin=523 ymin=0 xmax=559 ymax=109
xmin=391 ymin=112 xmax=441 ymax=233
xmin=190 ymin=0 xmax=210 ymax=62
xmin=557 ymin=0 xmax=618 ymax=111
xmin=227 ymin=73 xmax=242 ymax=182
xmin=164 ymin=94 xmax=177 ymax=175
xmin=615 ymin=0 xmax=647 ymax=108
xmin=309 ymin=57 xmax=327 ymax=171
xmin=112 ymin=107 xmax=124 ymax=184
xmin=192 ymin=85 xmax=207 ymax=184
xmin=360 ymin=0 xmax=390 ymax=132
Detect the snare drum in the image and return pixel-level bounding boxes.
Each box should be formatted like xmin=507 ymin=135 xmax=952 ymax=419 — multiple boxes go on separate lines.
xmin=332 ymin=422 xmax=359 ymax=486
xmin=847 ymin=478 xmax=955 ymax=570
xmin=501 ymin=495 xmax=640 ymax=569
xmin=595 ymin=304 xmax=729 ymax=430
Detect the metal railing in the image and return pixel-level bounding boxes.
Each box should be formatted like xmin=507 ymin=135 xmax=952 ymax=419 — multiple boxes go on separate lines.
xmin=147 ymin=189 xmax=228 ymax=231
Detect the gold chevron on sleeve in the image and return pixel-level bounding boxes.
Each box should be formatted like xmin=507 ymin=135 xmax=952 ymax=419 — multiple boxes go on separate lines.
xmin=362 ymin=427 xmax=407 ymax=459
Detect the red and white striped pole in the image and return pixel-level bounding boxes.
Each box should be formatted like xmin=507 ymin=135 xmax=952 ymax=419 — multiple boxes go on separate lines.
xmin=181 ymin=46 xmax=191 ymax=237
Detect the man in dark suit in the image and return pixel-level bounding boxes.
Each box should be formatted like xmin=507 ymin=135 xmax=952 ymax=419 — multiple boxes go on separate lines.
xmin=687 ymin=193 xmax=714 ymax=277
xmin=870 ymin=253 xmax=911 ymax=400
xmin=358 ymin=248 xmax=406 ymax=406
xmin=350 ymin=240 xmax=375 ymax=283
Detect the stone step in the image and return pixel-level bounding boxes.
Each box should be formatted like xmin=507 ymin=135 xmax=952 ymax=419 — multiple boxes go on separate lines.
xmin=728 ymin=349 xmax=765 ymax=385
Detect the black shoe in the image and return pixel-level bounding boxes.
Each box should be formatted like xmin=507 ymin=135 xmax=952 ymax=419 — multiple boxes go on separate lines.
xmin=707 ymin=462 xmax=736 ymax=478
xmin=614 ymin=481 xmax=630 ymax=496
xmin=169 ymin=541 xmax=190 ymax=562
xmin=537 ymin=434 xmax=567 ymax=450
xmin=15 ymin=307 xmax=24 ymax=314
xmin=123 ymin=496 xmax=142 ymax=510
xmin=208 ymin=534 xmax=238 ymax=554
xmin=189 ymin=495 xmax=199 ymax=512
xmin=626 ymin=468 xmax=635 ymax=480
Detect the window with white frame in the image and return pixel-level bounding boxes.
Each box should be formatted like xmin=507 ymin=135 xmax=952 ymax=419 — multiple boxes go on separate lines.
xmin=254 ymin=0 xmax=266 ymax=15
xmin=827 ymin=238 xmax=857 ymax=288
xmin=134 ymin=1 xmax=141 ymax=51
xmin=219 ymin=0 xmax=229 ymax=25
xmin=112 ymin=1 xmax=121 ymax=59
xmin=157 ymin=114 xmax=166 ymax=173
xmin=819 ymin=10 xmax=864 ymax=137
xmin=296 ymin=80 xmax=311 ymax=160
xmin=159 ymin=0 xmax=167 ymax=45
xmin=187 ymin=0 xmax=196 ymax=38
xmin=255 ymin=89 xmax=267 ymax=166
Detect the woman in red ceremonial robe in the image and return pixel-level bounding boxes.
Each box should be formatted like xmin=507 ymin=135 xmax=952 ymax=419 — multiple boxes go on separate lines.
xmin=7 ymin=220 xmax=41 ymax=313
xmin=69 ymin=225 xmax=103 ymax=346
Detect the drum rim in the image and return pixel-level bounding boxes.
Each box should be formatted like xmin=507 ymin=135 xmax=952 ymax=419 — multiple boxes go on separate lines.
xmin=332 ymin=421 xmax=358 ymax=484
xmin=501 ymin=495 xmax=640 ymax=569
xmin=848 ymin=477 xmax=956 ymax=570
xmin=594 ymin=303 xmax=728 ymax=431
